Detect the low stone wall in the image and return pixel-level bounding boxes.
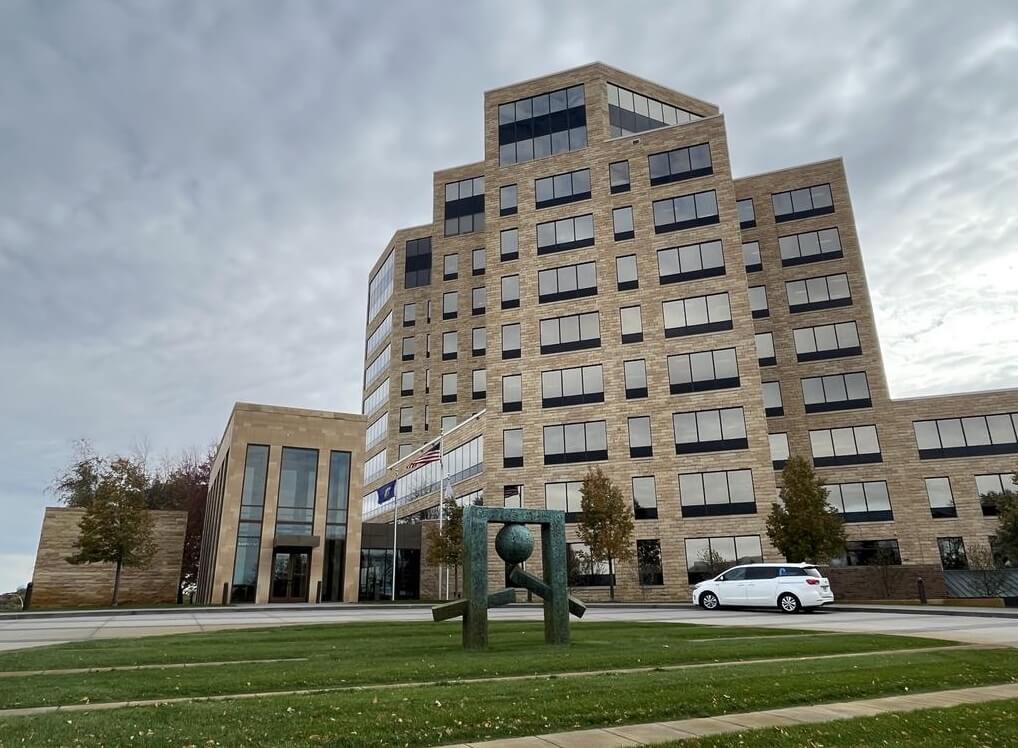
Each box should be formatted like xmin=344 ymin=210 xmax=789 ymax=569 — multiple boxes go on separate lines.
xmin=30 ymin=507 xmax=187 ymax=608
xmin=822 ymin=564 xmax=946 ymax=602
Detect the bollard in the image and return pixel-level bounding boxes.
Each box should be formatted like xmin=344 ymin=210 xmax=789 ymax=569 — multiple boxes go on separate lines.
xmin=316 ymin=581 xmax=323 ymax=604
xmin=222 ymin=582 xmax=230 ymax=606
xmin=917 ymin=576 xmax=927 ymax=604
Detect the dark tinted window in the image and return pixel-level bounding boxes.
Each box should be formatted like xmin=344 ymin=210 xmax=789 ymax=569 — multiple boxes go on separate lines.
xmin=778 ymin=566 xmax=807 ymax=577
xmin=720 ymin=567 xmax=746 ymax=581
xmin=745 ymin=567 xmax=778 ymax=580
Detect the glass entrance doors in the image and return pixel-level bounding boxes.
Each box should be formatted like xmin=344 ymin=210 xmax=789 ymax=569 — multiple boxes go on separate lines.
xmin=270 ymin=549 xmax=310 ymax=603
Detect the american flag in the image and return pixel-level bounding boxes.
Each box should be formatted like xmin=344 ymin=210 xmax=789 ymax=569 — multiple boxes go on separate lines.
xmin=406 ymin=441 xmax=441 ymax=471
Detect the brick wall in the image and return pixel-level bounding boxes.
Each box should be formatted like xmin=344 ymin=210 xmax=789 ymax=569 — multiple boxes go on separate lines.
xmin=822 ymin=564 xmax=946 ymax=602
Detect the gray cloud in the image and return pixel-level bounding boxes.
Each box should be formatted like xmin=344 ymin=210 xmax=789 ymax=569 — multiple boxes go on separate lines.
xmin=2 ymin=0 xmax=1017 ymax=590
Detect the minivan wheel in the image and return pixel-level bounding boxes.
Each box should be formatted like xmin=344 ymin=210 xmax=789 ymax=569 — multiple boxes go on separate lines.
xmin=699 ymin=591 xmax=720 ymax=610
xmin=778 ymin=593 xmax=801 ymax=614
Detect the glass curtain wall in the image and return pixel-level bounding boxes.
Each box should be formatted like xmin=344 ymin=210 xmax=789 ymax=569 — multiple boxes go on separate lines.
xmin=322 ymin=451 xmax=351 ymax=602
xmin=230 ymin=445 xmax=269 ymax=603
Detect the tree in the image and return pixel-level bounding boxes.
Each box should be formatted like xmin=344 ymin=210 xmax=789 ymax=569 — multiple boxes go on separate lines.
xmin=66 ymin=456 xmax=157 ymax=606
xmin=577 ymin=466 xmax=634 ymax=601
xmin=968 ymin=543 xmax=1008 ymax=598
xmin=766 ymin=456 xmax=846 ymax=564
xmin=979 ymin=467 xmax=1018 ymax=567
xmin=698 ymin=547 xmax=728 ymax=577
xmin=147 ymin=448 xmax=214 ymax=601
xmin=53 ymin=439 xmax=104 ymax=508
xmin=424 ymin=493 xmax=464 ymax=599
xmin=871 ymin=547 xmax=902 ymax=599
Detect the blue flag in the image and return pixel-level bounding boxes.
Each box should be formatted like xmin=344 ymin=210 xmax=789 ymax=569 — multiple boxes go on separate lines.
xmin=376 ymin=479 xmax=397 ymax=505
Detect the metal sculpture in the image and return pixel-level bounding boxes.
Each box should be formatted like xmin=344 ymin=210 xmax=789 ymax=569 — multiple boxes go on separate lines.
xmin=431 ymin=506 xmax=586 ymax=649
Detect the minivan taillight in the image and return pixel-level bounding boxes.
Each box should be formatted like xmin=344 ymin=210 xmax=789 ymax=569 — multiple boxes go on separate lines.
xmin=805 ymin=578 xmax=820 ymax=585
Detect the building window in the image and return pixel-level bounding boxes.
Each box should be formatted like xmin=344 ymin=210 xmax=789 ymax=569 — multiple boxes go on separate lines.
xmin=546 ymin=481 xmax=584 ymax=522
xmin=441 ymin=372 xmax=457 ymax=403
xmin=503 ymin=428 xmax=523 ymax=468
xmin=502 ymin=323 xmax=521 ymax=359
xmin=914 ymin=414 xmax=1018 ymax=460
xmin=755 ymin=332 xmax=776 ymax=367
xmin=504 ymin=485 xmax=523 ymax=508
xmin=230 ymin=444 xmax=269 ymax=603
xmin=810 ymin=425 xmax=881 ymax=466
xmin=472 ymin=369 xmax=486 ymax=400
xmin=472 ymin=247 xmax=486 ymax=276
xmin=498 ymin=85 xmax=586 ymax=166
xmin=637 ymin=539 xmax=664 ymax=586
xmin=938 ymin=537 xmax=969 ymax=570
xmin=535 ymin=168 xmax=591 ymax=209
xmin=624 ymin=359 xmax=647 ymax=399
xmin=826 ymin=482 xmax=893 ymax=523
xmin=444 ymin=176 xmax=485 ymax=236
xmin=363 ymin=379 xmax=389 ymax=416
xmin=616 ymin=255 xmax=638 ymax=291
xmin=441 ymin=331 xmax=458 ymax=361
xmin=802 ymin=372 xmax=871 ymax=413
xmin=769 ymin=433 xmax=789 ymax=470
xmin=685 ymin=535 xmax=762 ymax=584
xmin=657 ymin=240 xmax=725 ymax=284
xmin=742 ymin=242 xmax=762 ymax=273
xmin=537 ymin=213 xmax=595 ymax=255
xmin=786 ymin=273 xmax=851 ymax=313
xmin=401 ymin=336 xmax=416 ymax=362
xmin=404 ymin=236 xmax=432 ymax=288
xmin=648 ymin=143 xmax=712 ymax=186
xmin=667 ymin=347 xmax=739 ymax=395
xmin=443 ymin=253 xmax=458 ymax=281
xmin=762 ymin=381 xmax=784 ymax=417
xmin=440 ymin=415 xmax=457 ymax=432
xmin=500 ymin=228 xmax=519 ymax=261
xmin=628 ymin=416 xmax=653 ymax=458
xmin=737 ymin=199 xmax=756 ymax=229
xmin=632 ymin=476 xmax=658 ymax=520
xmin=779 ymin=228 xmax=843 ymax=266
xmin=442 ymin=291 xmax=458 ymax=320
xmin=975 ymin=473 xmax=1018 ymax=516
xmin=542 ymin=364 xmax=604 ymax=408
xmin=403 ymin=303 xmax=416 ymax=327
xmin=367 ymin=250 xmax=395 ymax=322
xmin=772 ymin=183 xmax=834 ymax=222
xmin=366 ymin=412 xmax=388 ymax=451
xmin=472 ymin=327 xmax=486 ymax=356
xmin=607 ymin=82 xmax=700 ymax=137
xmin=652 ymin=190 xmax=719 ymax=233
xmin=500 ymin=184 xmax=518 ymax=216
xmin=673 ymin=407 xmax=748 ymax=454
xmin=832 ymin=539 xmax=901 ymax=567
xmin=538 ymin=261 xmax=597 ymax=303
xmin=539 ymin=311 xmax=600 ymax=354
xmin=613 ymin=206 xmax=634 ymax=241
xmin=364 ymin=345 xmax=391 ymax=386
xmin=400 ymin=371 xmax=414 ymax=396
xmin=398 ymin=444 xmax=413 ymax=460
xmin=610 ymin=160 xmax=631 ymax=193
xmin=748 ymin=285 xmax=769 ymax=318
xmin=470 ymin=286 xmax=485 ymax=316
xmin=543 ymin=420 xmax=608 ymax=465
xmin=502 ymin=374 xmax=522 ymax=412
xmin=424 ymin=406 xmax=430 ymax=432
xmin=925 ymin=477 xmax=957 ymax=518
xmin=662 ymin=293 xmax=732 ymax=337
xmin=679 ymin=469 xmax=756 ymax=518
xmin=793 ymin=321 xmax=861 ymax=361
xmin=620 ymin=305 xmax=643 ymax=344
xmin=276 ymin=447 xmax=318 ymax=536
xmin=365 ymin=311 xmax=392 ymax=359
xmin=501 ymin=274 xmax=520 ymax=309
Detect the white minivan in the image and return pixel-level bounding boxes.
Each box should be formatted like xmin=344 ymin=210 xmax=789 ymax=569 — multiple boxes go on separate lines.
xmin=691 ymin=563 xmax=834 ymax=613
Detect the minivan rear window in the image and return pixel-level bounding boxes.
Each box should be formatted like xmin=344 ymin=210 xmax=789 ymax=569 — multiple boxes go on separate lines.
xmin=804 ymin=566 xmax=823 ymax=578
xmin=778 ymin=566 xmax=806 ymax=576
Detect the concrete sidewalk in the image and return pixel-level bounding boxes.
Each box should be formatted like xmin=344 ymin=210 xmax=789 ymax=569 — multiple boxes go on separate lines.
xmin=437 ymin=682 xmax=1018 ymax=747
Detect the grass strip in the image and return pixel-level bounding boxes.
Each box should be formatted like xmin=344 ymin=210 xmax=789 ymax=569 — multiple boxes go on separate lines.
xmin=671 ymin=697 xmax=1018 ymax=747
xmin=0 ymin=623 xmax=950 ymax=709
xmin=1 ymin=647 xmax=1016 ymax=747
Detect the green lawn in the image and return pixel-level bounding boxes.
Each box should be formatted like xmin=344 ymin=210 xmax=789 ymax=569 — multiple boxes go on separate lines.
xmin=0 ymin=621 xmax=1015 ymax=747
xmin=674 ymin=698 xmax=1018 ymax=747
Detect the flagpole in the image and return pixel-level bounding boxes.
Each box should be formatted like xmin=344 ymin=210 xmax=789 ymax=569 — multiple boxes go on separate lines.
xmin=437 ymin=440 xmax=445 ymax=601
xmin=390 ymin=488 xmax=398 ymax=602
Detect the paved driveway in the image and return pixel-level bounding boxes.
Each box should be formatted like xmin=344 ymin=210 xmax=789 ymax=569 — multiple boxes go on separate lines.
xmin=1 ymin=604 xmax=1016 ymax=652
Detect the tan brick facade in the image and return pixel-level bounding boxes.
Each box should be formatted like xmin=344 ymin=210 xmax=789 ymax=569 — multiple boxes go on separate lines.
xmin=30 ymin=507 xmax=186 ymax=608
xmin=361 ymin=63 xmax=1018 ymax=603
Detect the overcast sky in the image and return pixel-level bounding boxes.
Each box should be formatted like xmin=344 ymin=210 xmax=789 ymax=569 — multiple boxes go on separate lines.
xmin=2 ymin=1 xmax=1017 ymax=593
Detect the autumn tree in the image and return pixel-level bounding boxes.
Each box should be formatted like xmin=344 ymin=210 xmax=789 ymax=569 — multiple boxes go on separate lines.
xmin=66 ymin=456 xmax=157 ymax=606
xmin=967 ymin=544 xmax=1008 ymax=598
xmin=424 ymin=492 xmax=464 ymax=599
xmin=766 ymin=456 xmax=846 ymax=564
xmin=577 ymin=466 xmax=634 ymax=600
